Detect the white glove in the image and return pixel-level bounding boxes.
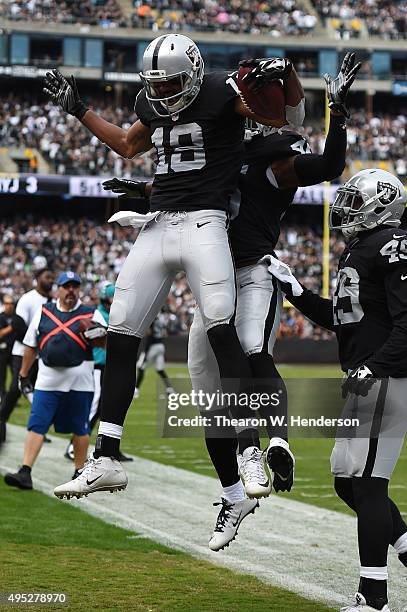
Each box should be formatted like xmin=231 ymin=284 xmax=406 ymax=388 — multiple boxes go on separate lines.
xmin=260 ymin=254 xmax=303 ymax=297
xmin=108 ymin=210 xmax=159 ymax=228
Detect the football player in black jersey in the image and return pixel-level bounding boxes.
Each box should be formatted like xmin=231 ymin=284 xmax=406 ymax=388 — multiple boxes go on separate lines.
xmin=134 ymin=318 xmax=174 ymax=398
xmin=45 ymin=34 xmax=306 ymax=499
xmin=268 ymin=169 xmax=407 ymax=612
xmin=98 ymin=54 xmax=362 ymax=551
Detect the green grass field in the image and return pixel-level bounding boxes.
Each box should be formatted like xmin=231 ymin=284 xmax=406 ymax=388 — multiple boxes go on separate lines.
xmin=3 ymin=364 xmax=406 ymax=611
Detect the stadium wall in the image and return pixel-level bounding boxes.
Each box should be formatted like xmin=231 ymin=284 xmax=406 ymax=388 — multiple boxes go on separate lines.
xmin=164 ymin=335 xmax=339 ymax=364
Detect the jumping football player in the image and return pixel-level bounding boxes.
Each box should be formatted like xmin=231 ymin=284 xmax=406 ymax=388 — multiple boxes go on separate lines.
xmin=268 ymin=169 xmax=407 ymax=612
xmin=99 ymin=54 xmax=362 ymax=551
xmin=44 ymin=34 xmax=301 ymax=498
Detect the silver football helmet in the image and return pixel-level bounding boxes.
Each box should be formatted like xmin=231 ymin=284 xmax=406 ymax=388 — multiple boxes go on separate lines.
xmin=140 ymin=34 xmax=204 ymax=118
xmin=329 ymin=169 xmax=407 ymax=239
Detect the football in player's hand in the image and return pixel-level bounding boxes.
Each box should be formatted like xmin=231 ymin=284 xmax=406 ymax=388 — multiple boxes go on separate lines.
xmin=79 ymin=319 xmax=107 ymax=348
xmin=237 ymin=66 xmax=285 ymax=121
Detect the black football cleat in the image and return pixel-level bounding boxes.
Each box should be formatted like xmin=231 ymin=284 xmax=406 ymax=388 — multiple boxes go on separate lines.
xmin=5 ymin=468 xmax=33 ymax=490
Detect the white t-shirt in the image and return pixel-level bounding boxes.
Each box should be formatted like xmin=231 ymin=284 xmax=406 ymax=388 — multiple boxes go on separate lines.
xmin=23 ymin=300 xmax=106 ymax=392
xmin=13 ymin=289 xmax=50 ymax=357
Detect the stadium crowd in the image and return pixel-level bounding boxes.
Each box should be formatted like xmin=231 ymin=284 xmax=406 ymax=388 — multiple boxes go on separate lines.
xmin=1 ymin=96 xmax=406 ymax=181
xmin=312 ymin=0 xmax=406 ymax=40
xmin=130 ymin=0 xmax=318 ymax=37
xmin=0 ymin=217 xmax=337 ymax=340
xmin=1 ymin=0 xmax=405 ymax=39
xmin=0 ymin=0 xmax=126 ymax=27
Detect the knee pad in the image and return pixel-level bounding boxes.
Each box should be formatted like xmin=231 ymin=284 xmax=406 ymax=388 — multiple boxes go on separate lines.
xmin=109 ymin=289 xmax=130 ymax=329
xmin=201 ymin=291 xmax=234 ymax=328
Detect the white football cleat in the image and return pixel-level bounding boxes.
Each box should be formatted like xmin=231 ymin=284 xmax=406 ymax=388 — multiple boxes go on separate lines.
xmin=209 ymin=497 xmax=259 ymax=552
xmin=133 ymin=387 xmax=140 ymax=399
xmin=266 ymin=437 xmax=295 ymax=492
xmin=238 ymin=446 xmax=272 ymax=498
xmin=53 ymin=453 xmax=128 ymax=500
xmin=340 ymin=593 xmax=390 ymax=612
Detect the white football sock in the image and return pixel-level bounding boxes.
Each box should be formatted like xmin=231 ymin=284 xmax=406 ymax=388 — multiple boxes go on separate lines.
xmin=98 ymin=421 xmax=123 ymax=440
xmin=360 ymin=566 xmax=388 ymax=581
xmin=223 ymin=480 xmax=245 ymax=503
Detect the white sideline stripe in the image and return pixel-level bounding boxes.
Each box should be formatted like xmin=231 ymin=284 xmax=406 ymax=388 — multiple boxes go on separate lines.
xmin=1 ymin=425 xmax=406 ymax=611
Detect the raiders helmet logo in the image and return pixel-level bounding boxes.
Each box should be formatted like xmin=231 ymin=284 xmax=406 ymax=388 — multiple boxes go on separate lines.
xmin=377 ymin=181 xmax=399 ymax=204
xmin=186 ymin=44 xmax=199 ymax=66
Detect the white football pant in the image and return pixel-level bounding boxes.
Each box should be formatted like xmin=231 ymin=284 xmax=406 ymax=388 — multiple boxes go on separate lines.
xmin=188 ymin=256 xmax=282 ymax=398
xmin=109 ymin=210 xmax=236 ymax=337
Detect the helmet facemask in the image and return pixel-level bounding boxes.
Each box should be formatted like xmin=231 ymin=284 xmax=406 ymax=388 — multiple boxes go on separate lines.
xmin=329 ymin=173 xmax=406 ymax=240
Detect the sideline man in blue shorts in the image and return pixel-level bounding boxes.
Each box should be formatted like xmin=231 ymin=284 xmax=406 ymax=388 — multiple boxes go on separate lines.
xmin=4 ymin=272 xmax=106 ymax=490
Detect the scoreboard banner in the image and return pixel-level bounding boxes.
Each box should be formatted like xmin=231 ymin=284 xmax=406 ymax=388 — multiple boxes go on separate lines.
xmin=0 ymin=173 xmax=340 ymax=204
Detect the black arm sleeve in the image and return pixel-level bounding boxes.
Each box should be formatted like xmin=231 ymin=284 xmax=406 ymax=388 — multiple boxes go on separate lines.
xmin=289 ymin=288 xmax=335 ymax=331
xmin=293 ymin=114 xmax=347 ymax=186
xmin=366 ymin=266 xmax=407 ymax=377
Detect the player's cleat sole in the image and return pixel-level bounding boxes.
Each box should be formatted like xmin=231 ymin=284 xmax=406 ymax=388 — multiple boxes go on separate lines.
xmin=209 ymin=497 xmax=259 ymax=552
xmin=238 ymin=446 xmax=272 ymax=499
xmin=266 ymin=437 xmax=295 ymax=492
xmin=4 ymin=469 xmax=33 ymax=490
xmin=53 ymin=454 xmax=128 ymax=500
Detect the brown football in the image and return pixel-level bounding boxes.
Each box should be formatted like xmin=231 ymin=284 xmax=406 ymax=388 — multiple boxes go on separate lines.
xmin=79 ymin=318 xmax=106 ymax=348
xmin=236 ymin=66 xmax=286 ymax=122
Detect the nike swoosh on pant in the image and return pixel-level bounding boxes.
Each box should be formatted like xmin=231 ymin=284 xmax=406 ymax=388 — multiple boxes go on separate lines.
xmin=197 ymin=222 xmax=211 ymax=228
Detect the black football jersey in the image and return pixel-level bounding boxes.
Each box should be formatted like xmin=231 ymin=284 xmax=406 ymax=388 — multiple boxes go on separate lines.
xmin=135 ymin=72 xmax=244 ymax=213
xmin=229 ymin=130 xmax=311 ymax=267
xmin=146 ymin=318 xmax=165 ymax=349
xmin=292 ymin=227 xmax=407 ymax=376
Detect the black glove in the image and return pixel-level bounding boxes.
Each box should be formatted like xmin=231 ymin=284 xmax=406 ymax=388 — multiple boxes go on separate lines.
xmin=239 ymin=57 xmax=293 ymax=93
xmin=43 ymin=69 xmax=88 ymax=119
xmin=102 ymin=178 xmax=151 ymax=214
xmin=341 ymin=365 xmax=377 ymax=399
xmin=19 ymin=375 xmax=34 ymax=397
xmin=102 ymin=178 xmax=148 ymax=199
xmin=324 ymin=52 xmax=362 ymax=120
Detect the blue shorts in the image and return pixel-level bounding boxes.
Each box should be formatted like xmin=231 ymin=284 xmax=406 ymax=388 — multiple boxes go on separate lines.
xmin=27 ymin=390 xmax=93 ymax=436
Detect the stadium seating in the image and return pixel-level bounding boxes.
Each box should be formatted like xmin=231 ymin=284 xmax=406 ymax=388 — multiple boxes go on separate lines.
xmin=311 ymin=0 xmax=406 ymax=39
xmin=0 ymin=216 xmax=339 ymax=340
xmin=1 ymin=96 xmax=405 ymax=181
xmin=0 ymin=0 xmax=126 ymax=27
